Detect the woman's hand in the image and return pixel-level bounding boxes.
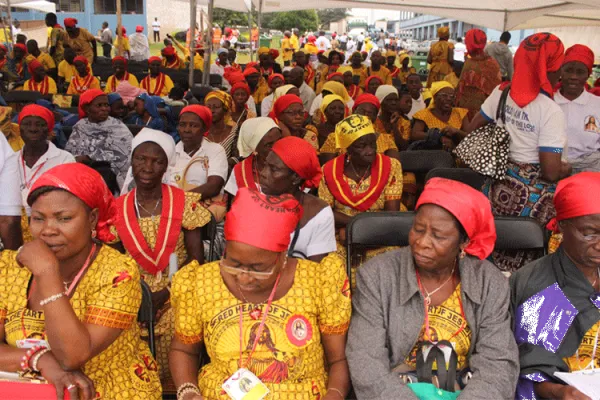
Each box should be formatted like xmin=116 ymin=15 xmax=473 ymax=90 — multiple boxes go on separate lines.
xmin=182 ymin=393 xmax=202 ymax=400
xmin=278 ymin=122 xmax=292 ymax=137
xmin=323 ymin=392 xmax=344 ymax=400
xmin=556 ymin=385 xmax=592 ymax=400
xmin=441 ymin=136 xmax=455 ymax=151
xmin=442 ymin=126 xmax=461 ymax=138
xmin=39 ymin=354 xmax=96 ymax=400
xmin=390 ymin=112 xmax=400 ymax=127
xmin=16 ymin=239 xmax=60 ymax=278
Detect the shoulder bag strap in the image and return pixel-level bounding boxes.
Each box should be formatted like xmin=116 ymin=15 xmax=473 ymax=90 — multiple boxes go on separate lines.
xmin=287 ymin=223 xmax=302 ymax=258
xmin=496 ymin=84 xmax=511 ymax=125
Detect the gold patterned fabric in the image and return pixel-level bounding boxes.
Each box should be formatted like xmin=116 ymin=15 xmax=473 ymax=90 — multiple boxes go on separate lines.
xmin=0 ymin=246 xmax=161 ymax=399
xmin=303 ymin=125 xmax=320 ymax=153
xmin=369 ymin=66 xmax=392 ymax=85
xmin=405 ymin=284 xmax=472 ymax=370
xmin=412 ymin=108 xmax=468 ymax=131
xmin=111 ymin=192 xmax=211 ymax=382
xmin=171 ymin=255 xmax=352 ymax=400
xmin=564 ymin=321 xmax=600 ymax=371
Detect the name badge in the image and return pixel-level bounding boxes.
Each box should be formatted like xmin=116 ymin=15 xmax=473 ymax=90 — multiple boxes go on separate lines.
xmin=16 ymin=339 xmax=50 ymax=349
xmin=222 ymin=368 xmax=269 ymax=400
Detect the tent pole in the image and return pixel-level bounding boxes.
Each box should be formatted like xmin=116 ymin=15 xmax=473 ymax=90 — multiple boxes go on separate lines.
xmin=257 ymin=0 xmax=262 ymax=49
xmin=116 ymin=0 xmax=122 ymax=56
xmin=5 ymin=0 xmax=12 ymax=43
xmin=247 ymin=3 xmax=252 ymax=61
xmin=2 ymin=6 xmax=10 ymax=48
xmin=188 ymin=0 xmax=196 ymax=88
xmin=503 ymin=10 xmax=508 ymax=32
xmin=201 ymin=0 xmax=213 ymax=86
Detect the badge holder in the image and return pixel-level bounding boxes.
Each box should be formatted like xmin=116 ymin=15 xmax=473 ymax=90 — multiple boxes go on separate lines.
xmin=222 ymin=368 xmax=269 ymax=400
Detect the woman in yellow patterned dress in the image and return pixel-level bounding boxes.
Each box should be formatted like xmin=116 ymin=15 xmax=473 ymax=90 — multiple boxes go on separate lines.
xmin=426 ymin=26 xmax=454 ymax=88
xmin=169 ymin=188 xmax=352 ymax=400
xmin=0 ymin=163 xmax=161 ymax=400
xmin=111 ymin=128 xmax=212 ymax=385
xmin=412 ymin=81 xmax=469 ymax=152
xmin=319 ymin=115 xmax=404 ymax=269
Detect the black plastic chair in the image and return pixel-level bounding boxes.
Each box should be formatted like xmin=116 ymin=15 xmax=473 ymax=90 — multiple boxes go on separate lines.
xmin=203 ymin=214 xmax=218 ymax=262
xmin=494 ymin=216 xmax=547 ymax=254
xmin=138 ymin=280 xmax=156 ymax=358
xmin=62 ymin=125 xmax=73 ymax=140
xmin=399 ymin=150 xmax=455 ymax=174
xmin=425 ymin=168 xmax=487 ymax=191
xmin=209 ymin=74 xmax=222 ymax=88
xmin=346 ymin=211 xmax=415 ymax=288
xmin=4 ymin=90 xmax=42 ymax=104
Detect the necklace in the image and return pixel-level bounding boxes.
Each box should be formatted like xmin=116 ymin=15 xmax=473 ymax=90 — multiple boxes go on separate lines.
xmin=185 ymin=145 xmax=201 ymax=158
xmin=134 ymin=191 xmax=162 ymax=227
xmin=237 ymin=283 xmax=269 ymax=320
xmin=416 ymin=260 xmax=456 ymax=306
xmin=349 ymin=159 xmax=371 ymax=193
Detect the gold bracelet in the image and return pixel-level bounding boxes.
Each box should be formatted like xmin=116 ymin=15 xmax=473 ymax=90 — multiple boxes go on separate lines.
xmin=328 ymin=387 xmax=345 ymax=399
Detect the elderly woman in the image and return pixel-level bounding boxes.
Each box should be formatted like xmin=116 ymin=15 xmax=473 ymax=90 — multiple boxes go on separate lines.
xmin=112 ymin=128 xmax=211 ymax=384
xmin=225 ymin=117 xmax=282 ymax=195
xmin=105 ymin=56 xmax=140 ymax=93
xmin=270 ymin=94 xmax=319 ymax=152
xmin=426 ymin=26 xmax=454 ymax=88
xmin=204 ymin=91 xmax=238 ymax=166
xmin=468 ymin=33 xmax=571 ymax=272
xmin=169 ymin=188 xmax=351 ymax=400
xmin=260 ymin=136 xmax=336 ymax=261
xmin=319 ymin=115 xmax=404 ymax=265
xmin=347 ymin=178 xmax=519 ymax=399
xmin=310 ymin=80 xmax=353 ymax=122
xmin=365 ymin=75 xmax=383 ymax=95
xmin=23 ymin=60 xmax=57 ymax=95
xmin=260 ymin=73 xmax=286 ymax=117
xmin=65 ymin=89 xmax=133 ymax=189
xmin=0 ymin=163 xmax=161 ymax=399
xmin=230 ymin=81 xmax=256 ymax=127
xmin=66 ymin=56 xmax=100 ymax=95
xmin=126 ymin=93 xmax=165 ymax=131
xmin=375 ymin=85 xmax=411 ymax=151
xmin=511 ymin=172 xmax=600 ymax=400
xmin=141 ymin=56 xmax=175 ymax=97
xmin=412 ymin=82 xmax=469 ymax=152
xmin=455 ymin=29 xmax=502 ymax=121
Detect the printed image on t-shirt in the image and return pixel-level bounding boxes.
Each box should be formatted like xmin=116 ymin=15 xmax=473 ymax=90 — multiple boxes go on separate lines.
xmin=584 ymin=115 xmax=599 ymax=133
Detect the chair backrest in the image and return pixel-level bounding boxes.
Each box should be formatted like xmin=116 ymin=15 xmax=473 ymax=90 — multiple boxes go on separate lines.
xmin=425 ymin=168 xmax=487 ymax=191
xmin=62 ymin=125 xmax=73 ymax=140
xmin=209 ymin=74 xmax=223 ymax=87
xmin=138 ymin=280 xmax=156 ymax=357
xmin=4 ymin=90 xmax=42 ymax=104
xmin=202 ymin=214 xmax=218 ymax=262
xmin=399 ymin=150 xmax=454 ymax=174
xmin=494 ymin=216 xmax=547 ymax=252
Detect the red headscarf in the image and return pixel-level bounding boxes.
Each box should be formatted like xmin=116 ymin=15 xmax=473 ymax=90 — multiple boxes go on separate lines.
xmin=365 ymin=75 xmax=383 ymax=89
xmin=13 ymin=43 xmax=27 ymax=54
xmin=547 ymin=172 xmax=600 ymax=232
xmin=180 ymin=105 xmax=212 ymax=134
xmin=511 ymin=33 xmax=564 ymax=108
xmin=563 ymin=44 xmax=594 ymax=74
xmin=135 ymin=25 xmax=144 ymax=33
xmin=18 ymin=104 xmax=55 ymax=135
xmin=148 ymin=56 xmax=161 ymax=64
xmin=352 ymin=93 xmax=380 ymax=112
xmin=224 ymin=27 xmax=232 ymax=36
xmin=230 ymin=81 xmax=250 ymax=96
xmin=224 ymin=188 xmax=303 ymax=252
xmin=64 ymin=18 xmax=78 ymax=28
xmin=246 ymin=61 xmax=259 ymax=70
xmin=112 ymin=56 xmax=128 ymax=67
xmin=78 ymin=89 xmax=105 ymax=118
xmin=224 ymin=69 xmax=245 ymax=86
xmin=27 ymin=59 xmax=44 ymax=77
xmin=73 ymin=55 xmax=88 ymax=65
xmin=416 ymin=178 xmax=496 ymax=260
xmin=243 ymin=67 xmax=259 ymax=77
xmin=307 ymin=35 xmax=316 ymax=43
xmin=327 ymin=72 xmax=343 ymax=81
xmin=162 ymin=46 xmax=176 ymax=56
xmin=268 ymin=73 xmax=284 ymax=87
xmin=270 ymin=49 xmax=280 ymax=59
xmin=465 ymin=29 xmax=487 ymax=57
xmin=272 ymin=136 xmax=322 ymax=189
xmin=27 ymin=164 xmax=116 ymax=243
xmin=268 ymin=94 xmax=303 ymax=120
xmin=0 ymin=44 xmax=7 ymax=53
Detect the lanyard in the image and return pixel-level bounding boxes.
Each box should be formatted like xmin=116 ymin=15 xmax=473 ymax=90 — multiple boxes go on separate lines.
xmin=20 ymin=155 xmax=47 ymax=190
xmin=238 ymin=273 xmax=281 ymax=369
xmin=416 ymin=271 xmax=467 ymax=342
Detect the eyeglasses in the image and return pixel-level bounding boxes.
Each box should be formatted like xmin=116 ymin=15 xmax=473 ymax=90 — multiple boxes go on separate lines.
xmin=219 ymin=253 xmax=285 ymax=280
xmin=562 ymin=221 xmax=600 ymax=243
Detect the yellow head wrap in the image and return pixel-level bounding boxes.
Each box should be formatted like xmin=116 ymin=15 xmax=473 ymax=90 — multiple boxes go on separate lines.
xmin=428 ymin=81 xmax=454 ymax=109
xmin=322 ymin=81 xmax=351 ymax=103
xmin=320 ymin=94 xmax=345 ymax=121
xmin=398 ymin=53 xmax=410 ymax=65
xmin=337 ymin=65 xmax=353 ymax=75
xmin=438 ymin=26 xmax=450 ymax=38
xmin=258 ymin=47 xmax=270 ymax=56
xmin=335 ymin=114 xmax=376 ymax=150
xmin=205 ymin=90 xmax=232 ymax=112
xmin=385 ymin=50 xmax=397 ymax=58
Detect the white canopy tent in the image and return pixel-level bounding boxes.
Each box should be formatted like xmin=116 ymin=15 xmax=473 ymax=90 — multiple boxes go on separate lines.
xmin=0 ymin=0 xmax=55 ymax=13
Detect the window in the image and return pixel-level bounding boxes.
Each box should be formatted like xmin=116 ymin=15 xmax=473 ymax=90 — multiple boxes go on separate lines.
xmin=50 ymin=0 xmax=84 ymax=12
xmin=94 ymin=0 xmax=143 ymax=15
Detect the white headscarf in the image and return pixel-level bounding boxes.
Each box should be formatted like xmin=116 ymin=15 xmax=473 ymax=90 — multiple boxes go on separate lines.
xmin=237 ymin=117 xmax=279 ymax=158
xmin=375 ymin=85 xmax=399 ymax=105
xmin=132 ymin=128 xmax=177 ymax=167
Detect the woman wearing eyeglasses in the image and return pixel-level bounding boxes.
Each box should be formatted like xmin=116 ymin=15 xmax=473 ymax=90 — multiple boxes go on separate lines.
xmin=269 ymin=94 xmax=319 ymax=152
xmin=511 ymin=172 xmax=600 ymax=400
xmin=169 ymin=188 xmax=351 ymax=400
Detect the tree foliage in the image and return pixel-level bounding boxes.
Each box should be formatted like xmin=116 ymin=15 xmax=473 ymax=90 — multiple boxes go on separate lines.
xmin=317 ymin=9 xmax=349 ymax=29
xmin=266 ymin=10 xmax=319 ymax=32
xmin=212 ymin=8 xmax=250 ymax=29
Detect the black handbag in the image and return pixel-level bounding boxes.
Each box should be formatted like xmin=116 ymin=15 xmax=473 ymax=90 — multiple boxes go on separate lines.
xmin=454 ymin=85 xmax=511 ymax=180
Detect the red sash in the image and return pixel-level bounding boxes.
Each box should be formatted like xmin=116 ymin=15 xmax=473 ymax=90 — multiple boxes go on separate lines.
xmin=26 ymin=77 xmax=49 ymax=94
xmin=115 ymin=184 xmax=185 ymax=275
xmin=164 ymin=58 xmax=181 ymax=69
xmin=72 ymin=74 xmax=94 ymax=94
xmin=323 ymin=154 xmax=392 ymax=212
xmin=347 ymin=85 xmax=360 ymax=100
xmin=304 ymin=64 xmax=315 ymax=86
xmin=389 ymin=66 xmax=400 ymax=78
xmin=110 ymin=72 xmax=130 ymax=92
xmin=234 ymin=155 xmax=257 ymax=190
xmin=141 ymin=73 xmax=165 ymax=96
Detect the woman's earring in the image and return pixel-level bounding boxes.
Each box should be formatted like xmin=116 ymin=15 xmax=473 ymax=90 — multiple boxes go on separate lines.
xmin=91 ymin=229 xmax=97 ymax=239
xmin=460 ymin=249 xmax=466 ymax=259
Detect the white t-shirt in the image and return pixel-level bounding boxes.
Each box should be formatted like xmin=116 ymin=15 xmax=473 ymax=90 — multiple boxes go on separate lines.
xmin=315 ymin=36 xmax=331 ymax=51
xmin=0 ymin=134 xmax=20 ymax=216
xmin=454 ymin=42 xmax=467 ymax=62
xmin=357 ymin=34 xmax=365 ymax=43
xmin=18 ymin=142 xmax=76 ymax=215
xmin=152 ymin=21 xmax=160 ymax=32
xmin=408 ymin=94 xmax=426 ymax=119
xmin=288 ymin=206 xmax=336 ymax=259
xmin=261 ymin=93 xmax=274 ymax=118
xmin=555 ymin=90 xmax=600 ymax=160
xmin=224 ymin=170 xmax=260 ymax=196
xmin=480 ymin=85 xmax=567 ymax=164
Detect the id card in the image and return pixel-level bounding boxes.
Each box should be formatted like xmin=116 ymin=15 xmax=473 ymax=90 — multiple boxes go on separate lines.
xmin=222 ymin=368 xmax=269 ymax=400
xmin=16 ymin=339 xmax=50 ymax=349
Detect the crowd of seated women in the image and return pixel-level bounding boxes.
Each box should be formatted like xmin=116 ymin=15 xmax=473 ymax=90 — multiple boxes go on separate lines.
xmin=0 ymin=29 xmax=598 ymax=400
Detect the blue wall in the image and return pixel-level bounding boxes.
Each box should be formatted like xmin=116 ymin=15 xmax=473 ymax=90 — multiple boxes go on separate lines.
xmin=9 ymin=0 xmax=146 ymax=38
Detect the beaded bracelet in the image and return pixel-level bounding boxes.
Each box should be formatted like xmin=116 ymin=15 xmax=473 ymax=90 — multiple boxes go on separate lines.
xmin=40 ymin=292 xmax=65 ymax=306
xmin=176 ymin=382 xmax=200 ymax=400
xmin=20 ymin=345 xmax=46 ymax=372
xmin=31 ymin=348 xmax=51 ymax=373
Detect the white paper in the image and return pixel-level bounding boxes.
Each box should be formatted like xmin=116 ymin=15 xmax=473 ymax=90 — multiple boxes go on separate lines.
xmin=554 ymin=371 xmax=600 ymax=400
